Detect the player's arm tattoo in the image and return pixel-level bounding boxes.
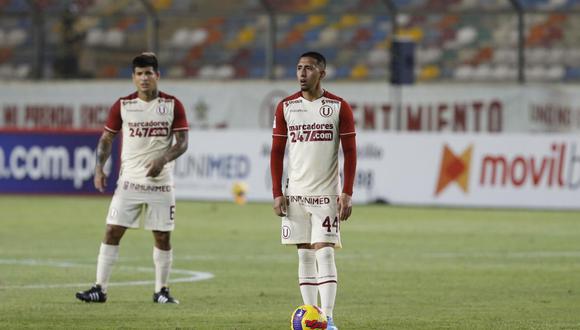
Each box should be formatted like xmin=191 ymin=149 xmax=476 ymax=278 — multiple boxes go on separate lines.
xmin=163 ymin=130 xmax=188 ymax=163
xmin=95 ymin=131 xmax=116 ymax=170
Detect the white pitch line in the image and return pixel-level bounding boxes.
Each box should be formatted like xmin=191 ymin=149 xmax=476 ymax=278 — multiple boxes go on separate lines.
xmin=0 ymin=259 xmax=214 ymax=289
xmin=426 ymin=251 xmax=580 ymax=258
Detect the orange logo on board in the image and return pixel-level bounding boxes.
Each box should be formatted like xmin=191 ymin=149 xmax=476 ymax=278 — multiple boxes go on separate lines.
xmin=435 ymin=144 xmax=473 ymax=195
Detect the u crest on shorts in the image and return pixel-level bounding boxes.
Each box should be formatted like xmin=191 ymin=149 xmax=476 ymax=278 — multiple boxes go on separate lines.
xmin=280 ymin=195 xmax=342 ymax=248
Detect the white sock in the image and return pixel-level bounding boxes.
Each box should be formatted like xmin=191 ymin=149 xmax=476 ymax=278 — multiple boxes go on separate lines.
xmin=153 ymin=247 xmax=173 ymax=292
xmin=95 ymin=243 xmax=119 ymax=292
xmin=316 ymin=247 xmax=337 ymax=318
xmin=298 ymin=248 xmax=318 ymax=305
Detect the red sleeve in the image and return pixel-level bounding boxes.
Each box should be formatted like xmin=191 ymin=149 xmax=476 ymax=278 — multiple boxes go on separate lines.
xmin=339 ymin=100 xmax=356 ymax=195
xmin=172 ymin=98 xmax=189 ymax=131
xmin=104 ymin=99 xmax=122 ymax=133
xmin=341 ymin=134 xmax=357 ymax=195
xmin=271 ymin=136 xmax=287 ymax=198
xmin=272 ymin=101 xmax=287 ymax=137
xmin=339 ymin=100 xmax=355 ymax=135
xmin=270 ymin=101 xmax=287 ymax=198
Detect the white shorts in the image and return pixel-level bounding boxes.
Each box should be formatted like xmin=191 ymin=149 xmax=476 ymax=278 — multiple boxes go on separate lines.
xmin=281 ymin=195 xmax=341 ymax=248
xmin=106 ymin=181 xmax=176 ymax=231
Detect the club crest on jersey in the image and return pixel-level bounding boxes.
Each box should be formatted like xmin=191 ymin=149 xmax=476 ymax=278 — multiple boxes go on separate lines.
xmin=319 ymin=105 xmax=333 ymax=117
xmin=156 ymin=103 xmax=168 ymax=115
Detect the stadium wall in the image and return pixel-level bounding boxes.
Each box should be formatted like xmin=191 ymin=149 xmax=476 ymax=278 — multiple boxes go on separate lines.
xmin=173 ymin=131 xmax=580 ymax=210
xmin=1 ymin=82 xmax=579 ymax=209
xmin=1 ymin=81 xmax=579 ymax=133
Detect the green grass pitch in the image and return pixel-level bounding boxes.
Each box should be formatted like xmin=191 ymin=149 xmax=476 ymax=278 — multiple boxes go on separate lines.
xmin=1 ymin=195 xmax=580 ymax=329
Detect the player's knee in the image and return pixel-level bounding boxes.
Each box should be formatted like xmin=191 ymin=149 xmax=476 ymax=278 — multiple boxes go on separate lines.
xmin=104 ymin=225 xmax=125 ymax=244
xmin=153 ymin=231 xmax=171 ymax=249
xmin=312 ymin=242 xmax=334 ymax=250
xmin=298 ymin=248 xmax=316 ymax=263
xmin=315 ymin=246 xmax=337 ymax=277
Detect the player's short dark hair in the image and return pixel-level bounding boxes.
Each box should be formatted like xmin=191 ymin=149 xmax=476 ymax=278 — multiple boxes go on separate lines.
xmin=300 ymin=51 xmax=326 ymax=70
xmin=132 ymin=52 xmax=158 ymax=72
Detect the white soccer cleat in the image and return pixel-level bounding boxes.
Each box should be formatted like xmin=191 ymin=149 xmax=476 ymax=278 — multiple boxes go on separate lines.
xmin=327 ymin=316 xmax=338 ymax=330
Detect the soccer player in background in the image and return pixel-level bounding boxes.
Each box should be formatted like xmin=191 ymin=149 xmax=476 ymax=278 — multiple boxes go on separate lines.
xmin=75 ymin=53 xmax=189 ymax=304
xmin=270 ymin=51 xmax=357 ymax=330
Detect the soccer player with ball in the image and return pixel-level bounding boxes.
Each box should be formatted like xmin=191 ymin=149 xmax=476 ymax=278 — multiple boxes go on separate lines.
xmin=270 ymin=51 xmax=357 ymax=330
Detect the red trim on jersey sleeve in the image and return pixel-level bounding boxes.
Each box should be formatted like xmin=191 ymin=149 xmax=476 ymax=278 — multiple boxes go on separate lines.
xmin=104 ymin=99 xmax=122 ymax=133
xmin=341 ymin=134 xmax=357 ymax=196
xmin=338 ymin=99 xmax=356 ymax=195
xmin=339 ymin=100 xmax=355 ymax=135
xmin=270 ymin=135 xmax=287 ymax=198
xmin=271 ymin=101 xmax=288 ymax=198
xmin=172 ymin=98 xmax=189 ymax=131
xmin=272 ymin=101 xmax=287 ymax=136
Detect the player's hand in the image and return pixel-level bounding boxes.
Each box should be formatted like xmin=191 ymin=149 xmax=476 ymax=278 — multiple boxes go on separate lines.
xmin=94 ymin=168 xmax=107 ymax=193
xmin=145 ymin=157 xmax=167 ymax=177
xmin=338 ymin=193 xmax=352 ymax=221
xmin=273 ymin=195 xmax=287 ymax=217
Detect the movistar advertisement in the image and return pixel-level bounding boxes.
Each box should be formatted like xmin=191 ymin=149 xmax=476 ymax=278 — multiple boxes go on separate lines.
xmin=0 ymin=131 xmax=119 ymax=194
xmin=366 ymin=133 xmax=580 ymax=209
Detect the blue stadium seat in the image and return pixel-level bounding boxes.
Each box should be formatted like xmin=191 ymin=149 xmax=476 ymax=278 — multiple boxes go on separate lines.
xmin=564 ymin=67 xmax=580 ymax=81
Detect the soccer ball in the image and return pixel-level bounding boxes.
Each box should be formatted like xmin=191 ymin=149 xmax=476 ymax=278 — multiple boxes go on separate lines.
xmin=291 ymin=304 xmax=328 ymax=330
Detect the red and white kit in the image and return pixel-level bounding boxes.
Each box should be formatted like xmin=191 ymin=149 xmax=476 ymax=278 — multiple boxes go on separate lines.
xmin=271 ymin=90 xmax=356 ymax=247
xmin=104 ymin=91 xmax=188 ymax=231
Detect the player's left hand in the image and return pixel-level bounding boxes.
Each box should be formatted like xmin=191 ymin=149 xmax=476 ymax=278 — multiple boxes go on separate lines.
xmin=338 ymin=193 xmax=352 ymax=221
xmin=145 ymin=157 xmax=167 ymax=177
xmin=94 ymin=168 xmax=107 ymax=193
xmin=273 ymin=195 xmax=287 ymax=217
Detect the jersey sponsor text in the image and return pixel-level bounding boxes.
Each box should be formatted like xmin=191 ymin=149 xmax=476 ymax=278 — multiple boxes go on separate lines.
xmin=287 ymin=195 xmax=331 ymax=205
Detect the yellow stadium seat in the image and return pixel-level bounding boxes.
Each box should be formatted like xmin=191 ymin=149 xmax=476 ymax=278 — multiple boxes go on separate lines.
xmin=309 ymin=0 xmax=328 ymax=10
xmin=397 ymin=27 xmax=424 ymax=42
xmin=306 ymin=15 xmax=326 ymax=28
xmin=152 ymin=0 xmax=172 ymax=10
xmin=339 ymin=15 xmax=359 ymax=28
xmin=419 ymin=65 xmax=441 ymax=81
xmin=238 ymin=27 xmax=256 ymax=45
xmin=351 ymin=64 xmax=369 ymax=79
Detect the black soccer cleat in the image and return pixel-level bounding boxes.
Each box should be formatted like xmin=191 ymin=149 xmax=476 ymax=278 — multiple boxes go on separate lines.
xmin=153 ymin=287 xmax=179 ymax=304
xmin=75 ymin=284 xmax=107 ymax=303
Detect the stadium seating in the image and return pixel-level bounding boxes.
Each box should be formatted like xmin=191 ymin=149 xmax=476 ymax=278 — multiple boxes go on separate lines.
xmin=1 ymin=0 xmax=580 ymax=82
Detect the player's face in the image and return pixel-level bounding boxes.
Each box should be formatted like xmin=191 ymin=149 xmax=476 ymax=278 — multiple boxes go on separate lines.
xmin=297 ymin=57 xmax=324 ymax=92
xmin=132 ymin=66 xmax=159 ymax=94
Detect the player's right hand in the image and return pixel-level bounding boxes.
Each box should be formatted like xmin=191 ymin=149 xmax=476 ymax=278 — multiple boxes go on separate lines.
xmin=94 ymin=169 xmax=107 ymax=193
xmin=338 ymin=193 xmax=352 ymax=221
xmin=273 ymin=195 xmax=287 ymax=217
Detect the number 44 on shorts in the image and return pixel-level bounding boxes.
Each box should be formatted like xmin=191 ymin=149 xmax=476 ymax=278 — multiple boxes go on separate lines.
xmin=322 ymin=216 xmax=339 ymax=233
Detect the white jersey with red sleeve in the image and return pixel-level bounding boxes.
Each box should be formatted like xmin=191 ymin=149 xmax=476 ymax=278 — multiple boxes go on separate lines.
xmin=273 ymin=90 xmax=356 ymax=196
xmin=104 ymin=91 xmax=189 ymax=185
